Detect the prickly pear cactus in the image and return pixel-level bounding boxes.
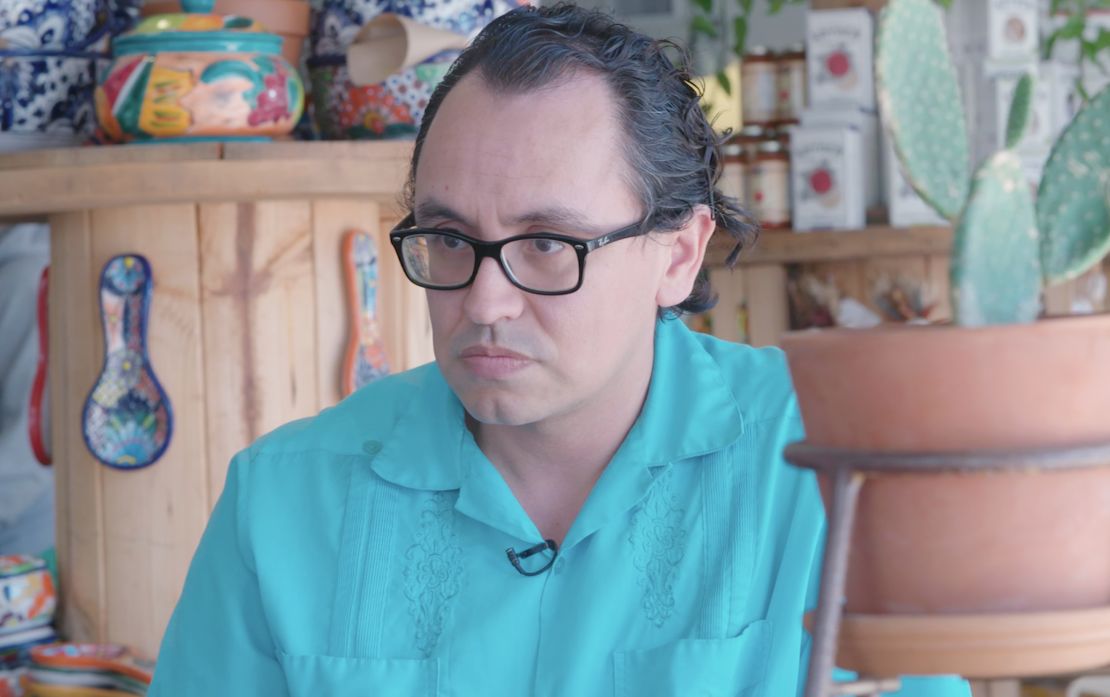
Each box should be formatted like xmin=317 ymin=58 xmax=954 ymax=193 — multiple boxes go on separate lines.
xmin=951 ymin=151 xmax=1042 ymax=326
xmin=876 ymin=0 xmax=971 ymax=222
xmin=1037 ymin=85 xmax=1110 ymax=284
xmin=1005 ymin=74 xmax=1033 ymax=150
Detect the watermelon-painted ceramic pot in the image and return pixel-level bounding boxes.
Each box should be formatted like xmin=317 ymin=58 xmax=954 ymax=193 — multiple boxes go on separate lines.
xmin=95 ymin=0 xmax=304 ymax=142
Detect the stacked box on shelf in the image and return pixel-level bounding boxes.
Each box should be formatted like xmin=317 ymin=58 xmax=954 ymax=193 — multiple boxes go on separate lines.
xmin=943 ymin=0 xmax=1085 ymax=197
xmin=799 ymin=7 xmax=874 ymax=230
xmin=799 ymin=106 xmax=881 ymax=211
xmin=790 ymin=125 xmax=867 ymax=230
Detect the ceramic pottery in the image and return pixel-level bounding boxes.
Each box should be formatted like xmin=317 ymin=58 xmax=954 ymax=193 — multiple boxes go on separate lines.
xmin=82 ymin=254 xmax=173 ymax=470
xmin=0 ymin=0 xmax=110 ymax=51
xmin=0 ymin=556 xmax=56 ymax=635
xmin=140 ymin=0 xmax=311 ymax=67
xmin=95 ymin=8 xmax=304 ymax=141
xmin=0 ymin=45 xmax=107 ymax=135
xmin=309 ymin=0 xmax=516 ymax=59
xmin=29 ymin=266 xmax=50 ymax=466
xmin=782 ymin=314 xmax=1110 ymax=616
xmin=341 ymin=229 xmax=390 ymax=396
xmin=29 ymin=643 xmax=155 ymax=690
xmin=308 ymin=53 xmax=452 ymax=139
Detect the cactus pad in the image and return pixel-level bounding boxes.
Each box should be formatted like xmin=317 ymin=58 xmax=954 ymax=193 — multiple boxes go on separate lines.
xmin=951 ymin=151 xmax=1042 ymax=326
xmin=876 ymin=0 xmax=971 ymax=221
xmin=1005 ymin=73 xmax=1033 ymax=150
xmin=1037 ymin=85 xmax=1110 ymax=284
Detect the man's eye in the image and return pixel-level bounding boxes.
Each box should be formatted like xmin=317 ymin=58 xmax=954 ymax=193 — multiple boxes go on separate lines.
xmin=433 ymin=235 xmax=468 ymax=251
xmin=529 ymin=238 xmax=567 ymax=254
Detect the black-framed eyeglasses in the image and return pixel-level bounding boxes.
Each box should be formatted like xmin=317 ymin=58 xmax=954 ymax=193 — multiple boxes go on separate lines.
xmin=388 ymin=213 xmax=648 ymax=295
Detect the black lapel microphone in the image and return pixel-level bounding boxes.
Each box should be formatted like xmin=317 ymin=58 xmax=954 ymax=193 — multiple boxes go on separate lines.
xmin=506 ymin=539 xmax=559 ymax=576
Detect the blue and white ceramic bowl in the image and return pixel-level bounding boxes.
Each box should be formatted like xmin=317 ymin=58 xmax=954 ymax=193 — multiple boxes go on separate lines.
xmin=0 ymin=0 xmax=111 ymax=51
xmin=0 ymin=47 xmax=107 ymax=135
xmin=308 ymin=0 xmax=519 ymax=58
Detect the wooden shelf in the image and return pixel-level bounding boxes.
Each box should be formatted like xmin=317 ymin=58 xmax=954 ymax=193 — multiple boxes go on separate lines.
xmin=0 ymin=141 xmax=413 ymax=216
xmin=706 ymin=224 xmax=954 ymax=267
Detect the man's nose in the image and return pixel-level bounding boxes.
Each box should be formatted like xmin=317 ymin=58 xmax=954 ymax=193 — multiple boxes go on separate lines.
xmin=461 ymin=256 xmax=526 ymax=326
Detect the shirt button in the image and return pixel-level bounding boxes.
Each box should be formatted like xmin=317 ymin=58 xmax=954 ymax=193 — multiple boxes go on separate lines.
xmin=362 ymin=440 xmax=382 ymax=456
xmin=553 ymin=558 xmax=566 ymax=574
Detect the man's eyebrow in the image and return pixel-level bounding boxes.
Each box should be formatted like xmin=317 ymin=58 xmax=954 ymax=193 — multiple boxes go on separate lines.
xmin=414 ymin=199 xmax=469 ymax=226
xmin=414 ymin=198 xmax=603 ymax=234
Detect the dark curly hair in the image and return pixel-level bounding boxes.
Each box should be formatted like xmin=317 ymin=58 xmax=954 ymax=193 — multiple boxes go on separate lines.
xmin=401 ymin=2 xmax=758 ymax=315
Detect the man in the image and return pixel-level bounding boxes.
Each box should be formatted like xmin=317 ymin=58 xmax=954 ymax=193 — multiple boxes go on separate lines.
xmin=149 ymin=5 xmax=969 ymax=695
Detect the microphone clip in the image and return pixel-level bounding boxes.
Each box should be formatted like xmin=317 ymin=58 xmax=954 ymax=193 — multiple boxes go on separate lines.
xmin=506 ymin=539 xmax=559 ymax=576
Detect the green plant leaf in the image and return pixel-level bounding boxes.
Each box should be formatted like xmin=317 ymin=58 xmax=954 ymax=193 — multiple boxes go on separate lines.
xmin=876 ymin=0 xmax=971 ymax=221
xmin=716 ymin=69 xmax=732 ymax=95
xmin=732 ymin=16 xmax=748 ymax=57
xmin=1059 ymin=14 xmax=1086 ymax=39
xmin=1005 ymin=73 xmax=1034 ymax=149
xmin=692 ymin=14 xmax=719 ymax=38
xmin=1037 ymin=85 xmax=1110 ymax=283
xmin=951 ymin=151 xmax=1042 ymax=326
xmin=693 ymin=0 xmax=713 ymax=15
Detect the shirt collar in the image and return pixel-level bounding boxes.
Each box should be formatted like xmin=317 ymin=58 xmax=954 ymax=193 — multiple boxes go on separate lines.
xmin=368 ymin=317 xmax=746 ymax=491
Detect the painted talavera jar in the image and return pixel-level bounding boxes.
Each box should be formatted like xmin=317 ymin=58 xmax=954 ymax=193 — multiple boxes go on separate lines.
xmin=95 ymin=0 xmax=304 ymax=142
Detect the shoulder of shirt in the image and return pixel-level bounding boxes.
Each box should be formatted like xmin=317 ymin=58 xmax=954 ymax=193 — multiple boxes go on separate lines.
xmin=682 ymin=325 xmax=799 ymax=427
xmin=243 ymin=362 xmax=439 ymax=460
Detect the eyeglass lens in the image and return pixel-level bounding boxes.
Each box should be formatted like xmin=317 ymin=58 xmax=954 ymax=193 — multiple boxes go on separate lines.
xmin=401 ymin=232 xmax=581 ymax=293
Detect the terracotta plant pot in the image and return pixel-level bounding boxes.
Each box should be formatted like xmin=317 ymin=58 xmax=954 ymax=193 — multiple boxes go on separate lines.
xmin=141 ymin=0 xmax=309 ymax=66
xmin=781 ymin=314 xmax=1110 ymax=616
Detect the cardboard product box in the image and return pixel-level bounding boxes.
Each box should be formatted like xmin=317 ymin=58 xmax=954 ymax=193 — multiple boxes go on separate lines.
xmin=989 ymin=0 xmax=1040 ymax=63
xmin=881 ymin=130 xmax=949 ymax=228
xmin=806 ymin=8 xmax=875 ymax=111
xmin=948 ymin=0 xmax=1039 ymax=68
xmin=790 ymin=125 xmax=867 ymax=231
xmin=799 ymin=106 xmax=881 ymax=210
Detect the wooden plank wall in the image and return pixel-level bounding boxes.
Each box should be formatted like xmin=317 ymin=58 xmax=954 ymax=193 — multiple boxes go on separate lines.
xmin=50 ymin=197 xmax=432 ymax=659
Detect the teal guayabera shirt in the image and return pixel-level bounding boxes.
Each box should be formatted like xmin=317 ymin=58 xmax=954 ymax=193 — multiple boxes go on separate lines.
xmin=149 ymin=318 xmax=968 ymax=697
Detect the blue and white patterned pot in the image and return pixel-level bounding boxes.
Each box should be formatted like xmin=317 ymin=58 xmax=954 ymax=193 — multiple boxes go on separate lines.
xmin=0 ymin=47 xmax=107 ymax=135
xmin=0 ymin=0 xmax=111 ymax=51
xmin=308 ymin=0 xmax=518 ymax=58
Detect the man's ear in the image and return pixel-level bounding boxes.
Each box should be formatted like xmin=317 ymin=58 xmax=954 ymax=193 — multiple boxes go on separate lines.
xmin=655 ymin=204 xmax=715 ymax=309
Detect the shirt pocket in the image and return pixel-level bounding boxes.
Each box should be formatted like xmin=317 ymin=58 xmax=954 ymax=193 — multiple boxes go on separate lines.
xmin=277 ymin=652 xmax=439 ymax=697
xmin=612 ymin=619 xmax=772 ymax=697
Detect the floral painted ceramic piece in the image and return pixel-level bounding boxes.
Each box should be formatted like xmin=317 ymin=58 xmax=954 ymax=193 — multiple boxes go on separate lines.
xmin=309 ymin=0 xmax=515 ymax=59
xmin=0 ymin=0 xmax=109 ymax=51
xmin=29 ymin=643 xmax=155 ymax=689
xmin=308 ymin=53 xmax=452 ymax=138
xmin=28 ymin=267 xmax=50 ymax=466
xmin=82 ymin=254 xmax=173 ymax=470
xmin=0 ymin=47 xmax=108 ymax=135
xmin=306 ymin=0 xmax=521 ymax=139
xmin=341 ymin=229 xmax=390 ymax=396
xmin=95 ymin=8 xmax=304 ymax=141
xmin=0 ymin=556 xmax=56 ymax=635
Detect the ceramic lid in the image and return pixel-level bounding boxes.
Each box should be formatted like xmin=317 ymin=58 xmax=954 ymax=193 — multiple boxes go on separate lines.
xmin=112 ymin=0 xmax=281 ymax=56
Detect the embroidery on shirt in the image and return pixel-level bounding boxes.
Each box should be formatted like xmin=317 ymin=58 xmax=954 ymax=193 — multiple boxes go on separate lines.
xmin=403 ymin=491 xmax=463 ymax=656
xmin=628 ymin=468 xmax=686 ymax=628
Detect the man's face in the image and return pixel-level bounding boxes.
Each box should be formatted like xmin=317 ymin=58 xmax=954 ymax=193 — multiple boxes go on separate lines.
xmin=414 ymin=71 xmax=676 ymax=428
